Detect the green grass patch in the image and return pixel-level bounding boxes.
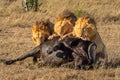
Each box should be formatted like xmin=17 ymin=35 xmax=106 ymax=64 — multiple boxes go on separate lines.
xmin=71 ymin=9 xmax=87 ymax=18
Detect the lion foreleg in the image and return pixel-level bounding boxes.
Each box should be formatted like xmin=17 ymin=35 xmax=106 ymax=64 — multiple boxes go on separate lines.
xmin=48 ymin=33 xmax=58 ymax=40
xmin=59 ymin=32 xmax=73 ymax=40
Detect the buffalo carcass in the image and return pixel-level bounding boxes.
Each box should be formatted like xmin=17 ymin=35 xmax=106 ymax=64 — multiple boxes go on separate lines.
xmin=4 ymin=37 xmax=97 ymax=69
xmin=4 ymin=37 xmax=74 ymax=66
xmin=45 ymin=37 xmax=97 ymax=69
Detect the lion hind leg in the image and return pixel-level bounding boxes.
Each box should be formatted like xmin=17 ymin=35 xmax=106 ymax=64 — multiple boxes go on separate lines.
xmin=95 ymin=49 xmax=108 ymax=69
xmin=102 ymin=47 xmax=108 ymax=67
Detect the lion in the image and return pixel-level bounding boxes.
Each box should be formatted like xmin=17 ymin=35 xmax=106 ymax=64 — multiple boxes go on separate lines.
xmin=62 ymin=16 xmax=108 ymax=67
xmin=73 ymin=16 xmax=97 ymax=41
xmin=48 ymin=18 xmax=74 ymax=40
xmin=32 ymin=19 xmax=54 ymax=45
xmin=48 ymin=10 xmax=77 ymax=40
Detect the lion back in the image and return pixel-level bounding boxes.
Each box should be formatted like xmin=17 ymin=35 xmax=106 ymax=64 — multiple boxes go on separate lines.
xmin=58 ymin=9 xmax=77 ymax=25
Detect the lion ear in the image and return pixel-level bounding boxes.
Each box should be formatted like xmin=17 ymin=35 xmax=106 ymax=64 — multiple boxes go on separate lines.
xmin=55 ymin=18 xmax=61 ymax=22
xmin=55 ymin=18 xmax=59 ymax=22
xmin=46 ymin=18 xmax=50 ymax=23
xmin=32 ymin=25 xmax=36 ymax=32
xmin=44 ymin=19 xmax=51 ymax=27
xmin=67 ymin=17 xmax=72 ymax=21
xmin=36 ymin=21 xmax=39 ymax=26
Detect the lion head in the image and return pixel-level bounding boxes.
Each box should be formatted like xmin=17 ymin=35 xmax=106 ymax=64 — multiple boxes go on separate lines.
xmin=32 ymin=19 xmax=54 ymax=45
xmin=54 ymin=18 xmax=73 ymax=36
xmin=73 ymin=16 xmax=97 ymax=41
xmin=48 ymin=10 xmax=77 ymax=40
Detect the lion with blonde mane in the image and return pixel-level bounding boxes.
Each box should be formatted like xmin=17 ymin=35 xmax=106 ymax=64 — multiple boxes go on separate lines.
xmin=32 ymin=19 xmax=53 ymax=45
xmin=48 ymin=10 xmax=77 ymax=40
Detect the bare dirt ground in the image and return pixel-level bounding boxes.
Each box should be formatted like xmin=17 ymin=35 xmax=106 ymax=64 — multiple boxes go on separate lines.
xmin=0 ymin=0 xmax=120 ymax=80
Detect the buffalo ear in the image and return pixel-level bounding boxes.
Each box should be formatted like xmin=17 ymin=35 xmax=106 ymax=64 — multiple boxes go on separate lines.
xmin=47 ymin=49 xmax=52 ymax=54
xmin=56 ymin=52 xmax=65 ymax=59
xmin=54 ymin=42 xmax=65 ymax=50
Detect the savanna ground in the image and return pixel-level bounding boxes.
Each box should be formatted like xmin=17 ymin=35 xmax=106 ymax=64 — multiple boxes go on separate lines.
xmin=0 ymin=0 xmax=120 ymax=80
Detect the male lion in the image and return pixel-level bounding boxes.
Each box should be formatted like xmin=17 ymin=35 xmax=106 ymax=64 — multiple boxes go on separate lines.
xmin=32 ymin=19 xmax=54 ymax=45
xmin=62 ymin=16 xmax=108 ymax=67
xmin=48 ymin=10 xmax=77 ymax=40
xmin=73 ymin=16 xmax=97 ymax=41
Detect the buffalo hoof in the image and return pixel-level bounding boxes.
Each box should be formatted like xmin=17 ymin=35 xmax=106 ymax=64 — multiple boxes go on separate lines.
xmin=4 ymin=60 xmax=15 ymax=65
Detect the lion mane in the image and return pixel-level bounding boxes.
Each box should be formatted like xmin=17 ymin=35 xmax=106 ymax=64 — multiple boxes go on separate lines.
xmin=48 ymin=10 xmax=77 ymax=40
xmin=32 ymin=19 xmax=54 ymax=45
xmin=73 ymin=16 xmax=97 ymax=41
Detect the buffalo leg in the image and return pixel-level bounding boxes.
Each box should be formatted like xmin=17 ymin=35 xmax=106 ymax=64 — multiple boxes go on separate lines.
xmin=4 ymin=46 xmax=40 ymax=65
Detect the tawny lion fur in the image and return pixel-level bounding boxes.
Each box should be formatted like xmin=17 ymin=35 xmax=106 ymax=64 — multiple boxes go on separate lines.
xmin=73 ymin=17 xmax=97 ymax=41
xmin=57 ymin=9 xmax=77 ymax=25
xmin=32 ymin=19 xmax=53 ymax=45
xmin=48 ymin=10 xmax=77 ymax=40
xmin=63 ymin=16 xmax=108 ymax=66
xmin=48 ymin=18 xmax=74 ymax=40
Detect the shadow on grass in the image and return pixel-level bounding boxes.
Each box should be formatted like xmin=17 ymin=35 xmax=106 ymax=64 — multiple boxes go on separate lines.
xmin=0 ymin=59 xmax=6 ymax=63
xmin=107 ymin=57 xmax=120 ymax=68
xmin=10 ymin=23 xmax=31 ymax=28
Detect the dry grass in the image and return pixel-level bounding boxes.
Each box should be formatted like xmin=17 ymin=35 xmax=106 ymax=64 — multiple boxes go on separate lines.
xmin=0 ymin=0 xmax=120 ymax=80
